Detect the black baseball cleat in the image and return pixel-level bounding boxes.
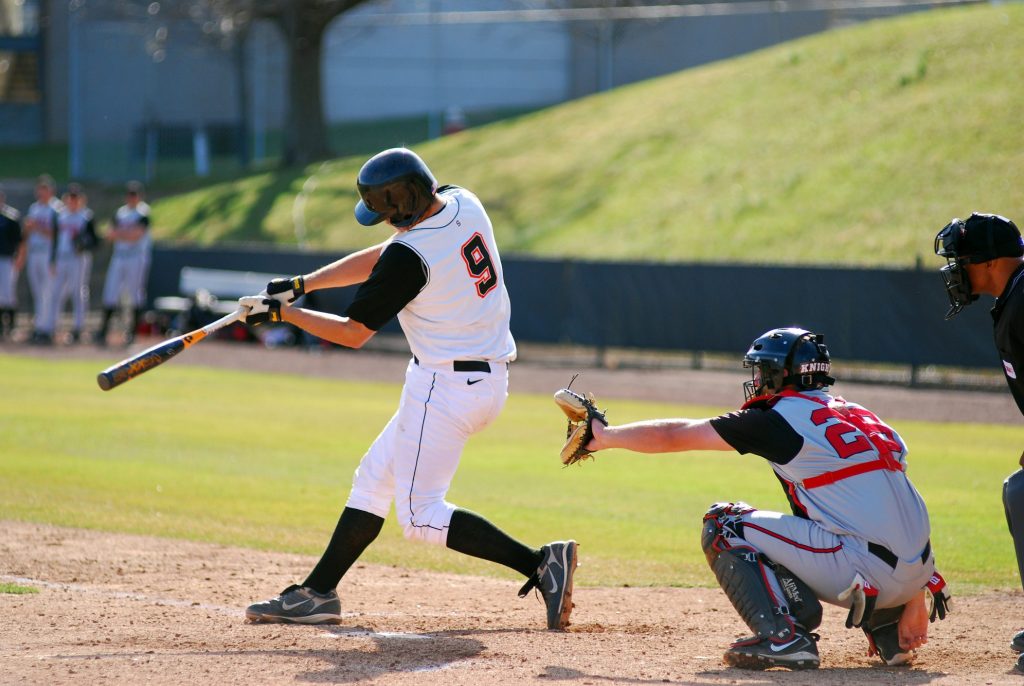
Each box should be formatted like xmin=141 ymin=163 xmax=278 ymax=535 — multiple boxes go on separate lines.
xmin=1016 ymin=652 xmax=1024 ymax=674
xmin=245 ymin=584 xmax=342 ymax=624
xmin=1012 ymin=629 xmax=1024 ymax=653
xmin=866 ymin=622 xmax=915 ymax=666
xmin=519 ymin=540 xmax=578 ymax=630
xmin=723 ymin=632 xmax=820 ymax=670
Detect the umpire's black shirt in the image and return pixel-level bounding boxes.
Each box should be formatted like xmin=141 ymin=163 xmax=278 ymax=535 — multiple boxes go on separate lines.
xmin=992 ymin=262 xmax=1024 ymax=417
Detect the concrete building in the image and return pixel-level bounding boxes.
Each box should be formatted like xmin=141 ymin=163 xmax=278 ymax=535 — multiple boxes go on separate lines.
xmin=0 ymin=0 xmax=980 ymax=179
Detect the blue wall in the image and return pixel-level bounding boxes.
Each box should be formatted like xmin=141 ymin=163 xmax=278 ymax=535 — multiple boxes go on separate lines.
xmin=149 ymin=244 xmax=997 ymax=370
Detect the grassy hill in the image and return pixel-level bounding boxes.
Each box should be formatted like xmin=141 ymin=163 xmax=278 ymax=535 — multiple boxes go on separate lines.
xmin=151 ymin=4 xmax=1023 ymax=267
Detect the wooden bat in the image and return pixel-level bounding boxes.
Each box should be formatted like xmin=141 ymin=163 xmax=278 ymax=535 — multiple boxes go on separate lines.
xmin=97 ymin=307 xmax=247 ymax=391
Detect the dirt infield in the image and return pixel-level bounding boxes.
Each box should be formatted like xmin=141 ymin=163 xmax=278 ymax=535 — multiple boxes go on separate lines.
xmin=2 ymin=520 xmax=1024 ymax=686
xmin=5 ymin=340 xmax=1024 ymax=684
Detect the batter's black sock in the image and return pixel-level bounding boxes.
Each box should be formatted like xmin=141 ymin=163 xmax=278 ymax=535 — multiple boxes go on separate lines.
xmin=302 ymin=507 xmax=385 ymax=594
xmin=447 ymin=508 xmax=543 ymax=578
xmin=131 ymin=308 xmax=142 ymax=336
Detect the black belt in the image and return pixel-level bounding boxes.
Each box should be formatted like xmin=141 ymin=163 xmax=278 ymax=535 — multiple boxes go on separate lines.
xmin=868 ymin=540 xmax=931 ymax=570
xmin=414 ymin=357 xmax=492 ymax=373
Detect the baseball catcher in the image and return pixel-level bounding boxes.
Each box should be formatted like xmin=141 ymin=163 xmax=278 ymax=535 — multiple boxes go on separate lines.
xmin=554 ymin=327 xmax=951 ymax=670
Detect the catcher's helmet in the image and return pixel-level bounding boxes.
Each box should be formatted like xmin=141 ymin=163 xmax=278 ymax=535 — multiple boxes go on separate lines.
xmin=934 ymin=213 xmax=1023 ymax=319
xmin=742 ymin=328 xmax=835 ymax=402
xmin=354 ymin=148 xmax=438 ymax=228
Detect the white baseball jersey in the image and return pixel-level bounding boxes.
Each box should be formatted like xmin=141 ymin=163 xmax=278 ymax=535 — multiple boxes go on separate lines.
xmin=393 ymin=186 xmax=516 ymax=365
xmin=25 ymin=199 xmax=61 ymax=255
xmin=346 ymin=185 xmax=517 ymax=366
xmin=111 ymin=202 xmax=151 ymax=258
xmin=54 ymin=207 xmax=94 ymax=258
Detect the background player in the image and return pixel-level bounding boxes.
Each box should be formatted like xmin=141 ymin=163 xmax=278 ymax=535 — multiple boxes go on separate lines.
xmin=0 ymin=184 xmax=23 ymax=340
xmin=240 ymin=147 xmax=578 ymax=631
xmin=96 ymin=181 xmax=150 ymax=347
xmin=934 ymin=212 xmax=1024 ymax=672
xmin=47 ymin=183 xmax=97 ymax=344
xmin=22 ymin=174 xmax=61 ymax=345
xmin=572 ymin=328 xmax=947 ymax=669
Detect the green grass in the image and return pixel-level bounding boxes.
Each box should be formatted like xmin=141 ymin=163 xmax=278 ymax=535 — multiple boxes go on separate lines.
xmin=144 ymin=4 xmax=1023 ymax=266
xmin=0 ymin=583 xmax=39 ymax=594
xmin=1 ymin=353 xmax=1022 ymax=593
xmin=0 ymin=144 xmax=68 ymax=180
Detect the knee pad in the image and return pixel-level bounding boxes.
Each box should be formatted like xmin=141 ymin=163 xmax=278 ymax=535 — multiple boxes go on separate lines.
xmin=398 ymin=498 xmax=456 ymax=546
xmin=701 ymin=502 xmax=755 ymax=565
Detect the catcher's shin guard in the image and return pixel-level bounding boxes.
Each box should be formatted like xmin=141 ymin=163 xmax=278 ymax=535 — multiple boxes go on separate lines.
xmin=771 ymin=562 xmax=823 ymax=632
xmin=1004 ymin=469 xmax=1024 ymax=592
xmin=702 ymin=504 xmax=821 ymax=642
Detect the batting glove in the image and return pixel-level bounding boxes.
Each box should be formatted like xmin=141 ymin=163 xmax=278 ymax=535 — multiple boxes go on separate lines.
xmin=263 ymin=276 xmax=305 ymax=304
xmin=239 ymin=295 xmax=281 ymax=325
xmin=926 ymin=571 xmax=952 ymax=622
xmin=838 ymin=572 xmax=878 ymax=628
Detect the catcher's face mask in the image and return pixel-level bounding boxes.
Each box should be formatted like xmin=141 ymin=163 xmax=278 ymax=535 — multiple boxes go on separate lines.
xmin=934 ymin=219 xmax=977 ymax=320
xmin=742 ymin=360 xmax=778 ymax=402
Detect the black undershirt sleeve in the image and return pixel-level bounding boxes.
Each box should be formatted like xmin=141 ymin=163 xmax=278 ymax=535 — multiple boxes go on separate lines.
xmin=344 ymin=242 xmax=428 ymax=331
xmin=709 ymin=408 xmax=804 ymax=465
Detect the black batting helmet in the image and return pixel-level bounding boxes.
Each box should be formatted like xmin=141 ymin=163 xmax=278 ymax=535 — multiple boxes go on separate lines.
xmin=354 ymin=148 xmax=438 ymax=228
xmin=742 ymin=328 xmax=835 ymax=402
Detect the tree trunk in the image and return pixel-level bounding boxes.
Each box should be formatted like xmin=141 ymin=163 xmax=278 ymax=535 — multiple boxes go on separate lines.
xmin=234 ymin=31 xmax=251 ymax=168
xmin=278 ymin=5 xmax=332 ymax=166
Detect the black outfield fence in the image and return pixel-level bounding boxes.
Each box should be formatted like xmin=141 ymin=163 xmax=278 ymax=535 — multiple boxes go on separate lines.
xmin=148 ymin=244 xmax=997 ymax=371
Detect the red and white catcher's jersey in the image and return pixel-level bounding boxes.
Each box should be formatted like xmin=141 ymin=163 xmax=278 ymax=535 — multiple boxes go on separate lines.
xmin=392 ymin=186 xmax=517 ymax=366
xmin=769 ymin=390 xmax=931 ymax=560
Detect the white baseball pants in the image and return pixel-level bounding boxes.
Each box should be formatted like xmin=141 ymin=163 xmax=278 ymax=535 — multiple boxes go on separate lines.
xmin=26 ymin=250 xmax=52 ymax=332
xmin=0 ymin=257 xmax=16 ymax=307
xmin=346 ymin=358 xmax=508 ymax=547
xmin=47 ymin=253 xmax=91 ymax=332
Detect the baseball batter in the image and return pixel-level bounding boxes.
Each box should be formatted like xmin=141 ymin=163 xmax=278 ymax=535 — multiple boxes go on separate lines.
xmin=569 ymin=328 xmax=949 ymax=670
xmin=241 ymin=148 xmax=578 ymax=630
xmin=0 ymin=185 xmax=23 ymax=339
xmin=23 ymin=174 xmax=62 ymax=344
xmin=46 ymin=184 xmax=97 ymax=343
xmin=96 ymin=181 xmax=150 ymax=346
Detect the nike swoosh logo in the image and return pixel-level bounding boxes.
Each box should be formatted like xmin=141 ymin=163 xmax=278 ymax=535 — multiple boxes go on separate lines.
xmin=769 ymin=638 xmax=801 ymax=653
xmin=540 ymin=548 xmax=562 ymax=594
xmin=281 ymin=598 xmax=310 ymax=611
xmin=467 ymin=379 xmax=484 ymax=385
xmin=281 ymin=594 xmax=333 ymax=611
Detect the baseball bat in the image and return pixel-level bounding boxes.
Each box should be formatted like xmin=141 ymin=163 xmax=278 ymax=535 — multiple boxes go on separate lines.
xmin=96 ymin=307 xmax=246 ymax=391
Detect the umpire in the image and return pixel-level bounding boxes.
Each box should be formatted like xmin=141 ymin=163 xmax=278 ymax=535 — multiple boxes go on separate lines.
xmin=934 ymin=212 xmax=1024 ymax=671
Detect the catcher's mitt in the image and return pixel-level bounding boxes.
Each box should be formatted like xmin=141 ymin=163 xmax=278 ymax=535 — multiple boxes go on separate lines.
xmin=554 ymin=387 xmax=608 ymax=466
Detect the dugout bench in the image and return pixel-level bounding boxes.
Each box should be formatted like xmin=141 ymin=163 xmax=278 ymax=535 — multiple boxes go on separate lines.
xmin=151 ymin=266 xmax=285 ymax=337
